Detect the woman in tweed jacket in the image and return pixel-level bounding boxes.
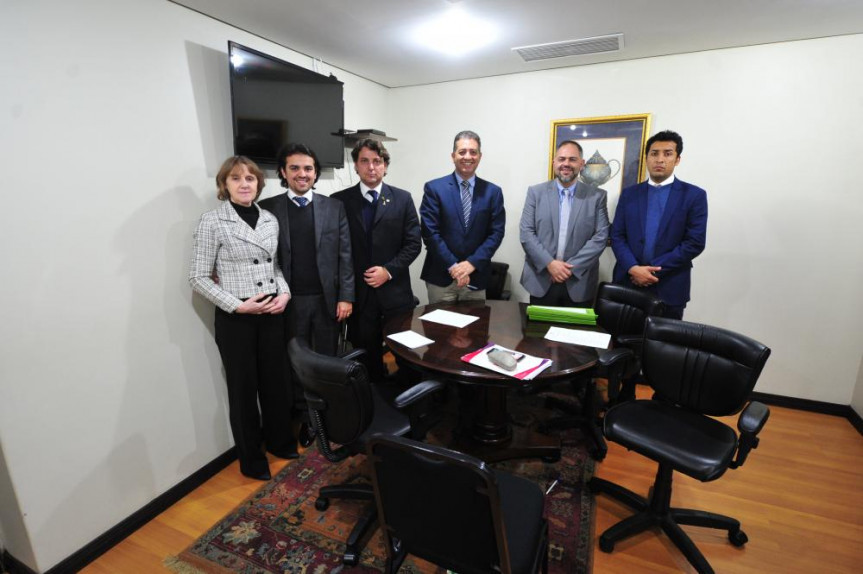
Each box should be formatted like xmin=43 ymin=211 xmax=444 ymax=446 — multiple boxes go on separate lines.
xmin=189 ymin=156 xmax=296 ymax=480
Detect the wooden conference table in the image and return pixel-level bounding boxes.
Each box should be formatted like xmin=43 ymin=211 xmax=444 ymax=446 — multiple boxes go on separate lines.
xmin=383 ymin=300 xmax=602 ymax=462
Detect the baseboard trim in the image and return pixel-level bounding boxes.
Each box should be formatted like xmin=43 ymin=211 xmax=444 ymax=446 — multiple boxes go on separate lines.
xmin=26 ymin=448 xmax=236 ymax=574
xmin=2 ymin=549 xmax=37 ymax=574
xmin=750 ymin=391 xmax=863 ymax=435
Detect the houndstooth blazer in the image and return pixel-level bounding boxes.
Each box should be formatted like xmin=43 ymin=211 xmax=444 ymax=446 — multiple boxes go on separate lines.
xmin=189 ymin=201 xmax=290 ymax=313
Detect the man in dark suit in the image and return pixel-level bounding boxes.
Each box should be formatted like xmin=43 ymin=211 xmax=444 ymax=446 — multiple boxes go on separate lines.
xmin=332 ymin=139 xmax=421 ymax=381
xmin=420 ymin=130 xmax=506 ymax=303
xmin=259 ymin=143 xmax=354 ymax=355
xmin=520 ymin=140 xmax=610 ymax=307
xmin=611 ymin=130 xmax=707 ymax=319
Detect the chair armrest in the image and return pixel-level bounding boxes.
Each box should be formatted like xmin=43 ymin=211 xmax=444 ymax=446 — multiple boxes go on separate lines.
xmin=597 ymin=348 xmax=636 ymax=401
xmin=598 ymin=347 xmax=635 ymax=369
xmin=393 ymin=380 xmax=446 ymax=409
xmin=615 ymin=334 xmax=643 ymax=348
xmin=729 ymin=401 xmax=770 ymax=469
xmin=339 ymin=348 xmax=367 ymax=361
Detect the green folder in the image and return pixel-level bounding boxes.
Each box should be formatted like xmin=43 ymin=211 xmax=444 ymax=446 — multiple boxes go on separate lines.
xmin=526 ymin=305 xmax=597 ymax=325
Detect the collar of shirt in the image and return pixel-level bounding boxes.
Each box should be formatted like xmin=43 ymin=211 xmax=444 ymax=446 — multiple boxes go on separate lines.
xmin=287 ymin=189 xmax=314 ymax=204
xmin=359 ymin=182 xmax=382 ymax=202
xmin=555 ymin=180 xmax=577 ymax=195
xmin=648 ymin=175 xmax=675 ymax=188
xmin=456 ymin=175 xmax=476 ymax=191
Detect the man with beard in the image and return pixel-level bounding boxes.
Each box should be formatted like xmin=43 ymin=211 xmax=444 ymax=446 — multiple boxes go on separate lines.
xmin=519 ymin=140 xmax=610 ymax=307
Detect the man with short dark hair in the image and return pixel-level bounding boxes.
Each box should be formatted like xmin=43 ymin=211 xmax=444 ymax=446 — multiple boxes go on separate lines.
xmin=420 ymin=130 xmax=506 ymax=303
xmin=259 ymin=143 xmax=354 ymax=354
xmin=611 ymin=130 xmax=707 ymax=319
xmin=520 ymin=139 xmax=610 ymax=307
xmin=332 ymin=139 xmax=421 ymax=380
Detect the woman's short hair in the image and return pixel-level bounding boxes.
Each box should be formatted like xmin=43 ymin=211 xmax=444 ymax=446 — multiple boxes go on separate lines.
xmin=216 ymin=156 xmax=266 ymax=201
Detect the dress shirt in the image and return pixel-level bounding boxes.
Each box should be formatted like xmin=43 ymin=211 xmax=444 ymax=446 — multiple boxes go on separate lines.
xmin=360 ymin=182 xmax=382 ymax=203
xmin=287 ymin=189 xmax=314 ymax=204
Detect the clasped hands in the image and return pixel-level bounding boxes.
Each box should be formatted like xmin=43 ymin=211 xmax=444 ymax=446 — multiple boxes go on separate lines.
xmin=546 ymin=259 xmax=574 ymax=283
xmin=236 ymin=292 xmax=290 ymax=315
xmin=628 ymin=265 xmax=662 ymax=287
xmin=450 ymin=260 xmax=475 ymax=288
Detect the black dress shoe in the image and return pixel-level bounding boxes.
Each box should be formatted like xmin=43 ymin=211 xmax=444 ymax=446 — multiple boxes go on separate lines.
xmin=240 ymin=459 xmax=272 ymax=481
xmin=268 ymin=446 xmax=300 ymax=460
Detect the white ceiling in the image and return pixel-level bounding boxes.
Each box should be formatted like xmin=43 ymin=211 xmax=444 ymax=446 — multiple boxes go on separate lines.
xmin=170 ymin=0 xmax=863 ymax=88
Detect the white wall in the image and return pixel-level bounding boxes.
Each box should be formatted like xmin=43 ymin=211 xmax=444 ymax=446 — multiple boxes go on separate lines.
xmin=386 ymin=34 xmax=863 ymax=405
xmin=0 ymin=0 xmax=389 ymax=571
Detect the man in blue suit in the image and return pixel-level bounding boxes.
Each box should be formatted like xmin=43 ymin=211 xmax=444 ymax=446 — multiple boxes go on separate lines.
xmin=420 ymin=130 xmax=506 ymax=303
xmin=611 ymin=131 xmax=707 ymax=319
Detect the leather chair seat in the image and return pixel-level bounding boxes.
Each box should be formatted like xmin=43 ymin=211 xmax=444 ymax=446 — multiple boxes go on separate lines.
xmin=604 ymin=400 xmax=738 ymax=482
xmin=357 ymin=386 xmax=412 ymax=444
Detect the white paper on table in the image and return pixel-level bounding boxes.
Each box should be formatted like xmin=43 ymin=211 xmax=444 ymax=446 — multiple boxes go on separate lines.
xmin=544 ymin=326 xmax=612 ymax=349
xmin=419 ymin=309 xmax=479 ymax=328
xmin=386 ymin=330 xmax=434 ymax=349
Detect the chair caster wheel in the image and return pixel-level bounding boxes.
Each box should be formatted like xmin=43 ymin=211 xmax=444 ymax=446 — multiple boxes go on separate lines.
xmin=729 ymin=529 xmax=748 ymax=547
xmin=315 ymin=497 xmax=330 ymax=511
xmin=343 ymin=550 xmax=359 ymax=566
xmin=599 ymin=535 xmax=615 ymax=553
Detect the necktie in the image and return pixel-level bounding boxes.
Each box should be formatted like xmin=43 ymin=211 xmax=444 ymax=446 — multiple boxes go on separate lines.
xmin=556 ymin=188 xmax=573 ymax=259
xmin=460 ymin=180 xmax=471 ymax=226
xmin=368 ymin=190 xmax=378 ymax=203
xmin=293 ymin=196 xmax=308 ymax=207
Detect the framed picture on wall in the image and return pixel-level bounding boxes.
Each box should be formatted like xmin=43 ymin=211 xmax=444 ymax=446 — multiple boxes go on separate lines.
xmin=549 ymin=114 xmax=652 ymax=200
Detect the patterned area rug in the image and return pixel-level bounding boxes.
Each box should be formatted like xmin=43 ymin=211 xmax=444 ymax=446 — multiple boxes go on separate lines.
xmin=166 ymin=401 xmax=595 ymax=573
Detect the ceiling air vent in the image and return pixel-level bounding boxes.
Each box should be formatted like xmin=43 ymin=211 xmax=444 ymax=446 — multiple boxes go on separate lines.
xmin=513 ymin=34 xmax=623 ymax=62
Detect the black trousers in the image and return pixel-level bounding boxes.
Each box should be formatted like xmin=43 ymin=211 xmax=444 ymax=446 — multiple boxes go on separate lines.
xmin=286 ymin=294 xmax=339 ymax=356
xmin=529 ymin=282 xmax=593 ymax=308
xmin=348 ymin=296 xmax=415 ymax=382
xmin=214 ymin=308 xmax=295 ymax=467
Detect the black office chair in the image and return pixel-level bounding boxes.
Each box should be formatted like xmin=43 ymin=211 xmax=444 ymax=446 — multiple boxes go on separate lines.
xmin=594 ymin=282 xmax=665 ymax=404
xmin=535 ymin=282 xmax=665 ymax=460
xmin=287 ymin=338 xmax=445 ymax=566
xmin=590 ymin=317 xmax=771 ymax=574
xmin=487 ymin=261 xmax=511 ymax=300
xmin=366 ymin=435 xmax=549 ymax=574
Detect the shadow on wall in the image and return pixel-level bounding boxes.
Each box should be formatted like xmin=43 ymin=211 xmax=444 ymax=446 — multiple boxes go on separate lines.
xmin=185 ymin=41 xmax=233 ymax=178
xmin=115 ymin=183 xmax=230 ymax=483
xmin=0 ymin=438 xmax=38 ymax=571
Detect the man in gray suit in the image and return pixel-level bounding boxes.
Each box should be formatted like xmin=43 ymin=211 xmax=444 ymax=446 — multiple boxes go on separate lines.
xmin=519 ymin=140 xmax=610 ymax=307
xmin=259 ymin=143 xmax=354 ymax=355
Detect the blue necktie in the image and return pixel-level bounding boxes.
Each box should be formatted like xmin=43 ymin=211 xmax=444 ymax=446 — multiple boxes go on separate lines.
xmin=368 ymin=190 xmax=378 ymax=203
xmin=293 ymin=196 xmax=308 ymax=207
xmin=460 ymin=180 xmax=471 ymax=226
xmin=556 ymin=187 xmax=573 ymax=259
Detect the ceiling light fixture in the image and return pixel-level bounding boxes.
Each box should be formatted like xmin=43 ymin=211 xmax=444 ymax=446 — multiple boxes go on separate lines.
xmin=412 ymin=7 xmax=497 ymax=57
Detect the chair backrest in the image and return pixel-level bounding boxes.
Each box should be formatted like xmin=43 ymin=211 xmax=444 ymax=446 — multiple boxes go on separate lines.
xmin=366 ymin=435 xmax=512 ymax=574
xmin=594 ymin=282 xmax=665 ymax=340
xmin=487 ymin=261 xmax=510 ymax=300
xmin=287 ymin=338 xmax=374 ymax=447
xmin=642 ymin=317 xmax=771 ymax=416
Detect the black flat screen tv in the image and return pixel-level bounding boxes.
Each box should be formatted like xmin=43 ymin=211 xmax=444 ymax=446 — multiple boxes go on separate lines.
xmin=228 ymin=41 xmax=345 ymax=169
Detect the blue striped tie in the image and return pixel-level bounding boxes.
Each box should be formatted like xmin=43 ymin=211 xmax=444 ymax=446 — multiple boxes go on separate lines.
xmin=460 ymin=180 xmax=471 ymax=226
xmin=293 ymin=196 xmax=308 ymax=207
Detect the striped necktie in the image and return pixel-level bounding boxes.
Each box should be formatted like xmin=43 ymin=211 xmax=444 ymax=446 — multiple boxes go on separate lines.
xmin=556 ymin=187 xmax=573 ymax=259
xmin=460 ymin=180 xmax=471 ymax=226
xmin=293 ymin=196 xmax=308 ymax=207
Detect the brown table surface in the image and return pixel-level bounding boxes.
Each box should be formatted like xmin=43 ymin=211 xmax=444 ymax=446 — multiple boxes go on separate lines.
xmin=383 ymin=300 xmax=604 ymax=462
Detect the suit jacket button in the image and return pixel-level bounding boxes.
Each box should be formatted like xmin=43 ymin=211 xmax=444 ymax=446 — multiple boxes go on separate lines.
xmin=269 ymin=279 xmax=274 ymax=283
xmin=267 ymin=258 xmax=272 ymax=262
xmin=257 ymin=282 xmax=263 ymax=287
xmin=253 ymin=259 xmax=259 ymax=264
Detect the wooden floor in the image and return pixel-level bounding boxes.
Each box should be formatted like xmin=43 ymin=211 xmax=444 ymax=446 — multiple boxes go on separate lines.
xmin=83 ymin=393 xmax=863 ymax=573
